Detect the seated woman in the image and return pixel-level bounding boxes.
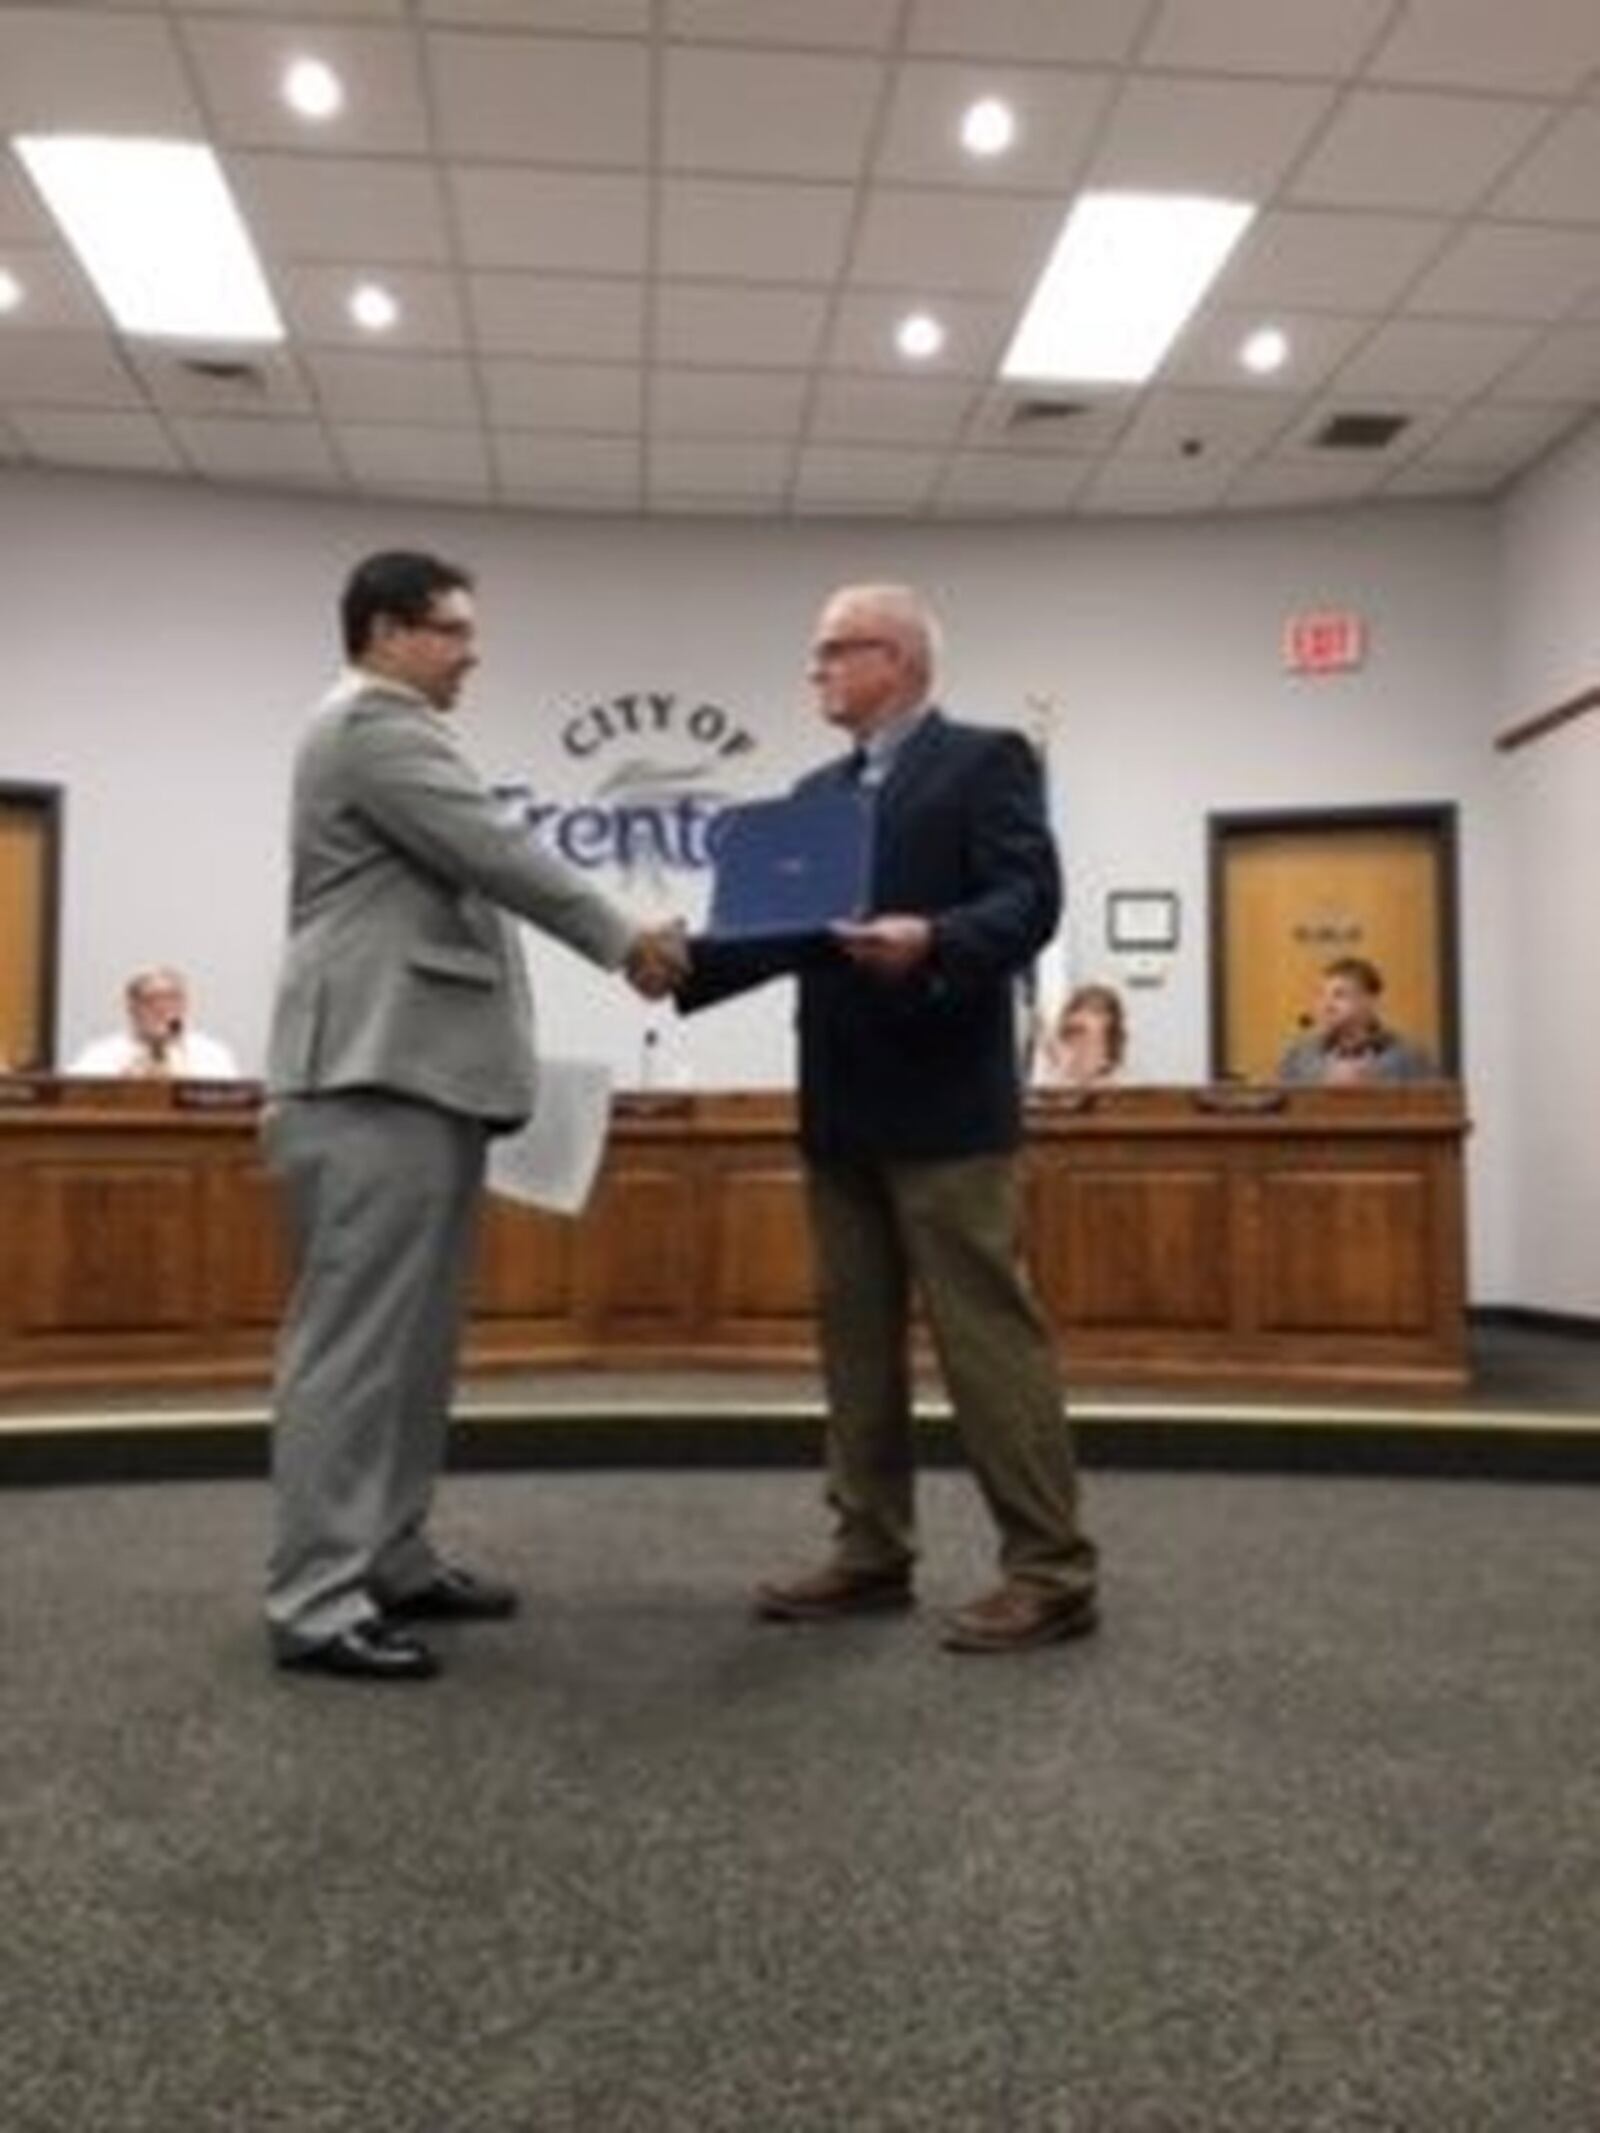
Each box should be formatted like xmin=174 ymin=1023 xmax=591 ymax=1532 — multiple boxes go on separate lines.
xmin=1033 ymin=982 xmax=1127 ymax=1089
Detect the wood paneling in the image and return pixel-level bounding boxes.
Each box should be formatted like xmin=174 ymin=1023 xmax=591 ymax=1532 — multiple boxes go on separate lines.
xmin=0 ymin=1082 xmax=1469 ymax=1396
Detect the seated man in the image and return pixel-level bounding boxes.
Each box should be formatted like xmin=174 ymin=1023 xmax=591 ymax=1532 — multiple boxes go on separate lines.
xmin=69 ymin=967 xmax=240 ymax=1079
xmin=1277 ymin=956 xmax=1435 ymax=1085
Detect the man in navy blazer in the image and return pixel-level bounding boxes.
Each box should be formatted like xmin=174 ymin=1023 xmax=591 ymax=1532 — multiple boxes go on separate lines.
xmin=678 ymin=583 xmax=1098 ymax=1652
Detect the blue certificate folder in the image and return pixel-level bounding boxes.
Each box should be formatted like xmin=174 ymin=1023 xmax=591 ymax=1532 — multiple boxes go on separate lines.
xmin=707 ymin=788 xmax=873 ymax=945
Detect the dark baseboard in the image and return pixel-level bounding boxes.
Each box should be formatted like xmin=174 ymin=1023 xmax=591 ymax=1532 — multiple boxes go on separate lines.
xmin=1471 ymin=1305 xmax=1600 ymax=1339
xmin=6 ymin=1408 xmax=1600 ymax=1488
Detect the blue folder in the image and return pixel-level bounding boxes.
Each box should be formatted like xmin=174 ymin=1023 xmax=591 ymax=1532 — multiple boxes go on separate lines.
xmin=707 ymin=788 xmax=873 ymax=945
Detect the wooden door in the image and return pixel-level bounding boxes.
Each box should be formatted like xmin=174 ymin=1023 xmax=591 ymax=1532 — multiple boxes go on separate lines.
xmin=1211 ymin=809 xmax=1458 ymax=1083
xmin=0 ymin=787 xmax=61 ymax=1072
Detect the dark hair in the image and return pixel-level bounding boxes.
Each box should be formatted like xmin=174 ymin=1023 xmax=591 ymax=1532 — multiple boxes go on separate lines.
xmin=340 ymin=550 xmax=474 ymax=660
xmin=1323 ymin=955 xmax=1383 ymax=997
xmin=1060 ymin=982 xmax=1127 ymax=1068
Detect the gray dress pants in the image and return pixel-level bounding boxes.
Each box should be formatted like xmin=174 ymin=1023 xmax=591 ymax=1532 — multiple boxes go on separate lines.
xmin=263 ymin=1092 xmax=488 ymax=1651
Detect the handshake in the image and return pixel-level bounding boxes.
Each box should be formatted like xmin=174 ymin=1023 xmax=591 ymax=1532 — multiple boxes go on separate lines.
xmin=623 ymin=920 xmax=691 ymax=1002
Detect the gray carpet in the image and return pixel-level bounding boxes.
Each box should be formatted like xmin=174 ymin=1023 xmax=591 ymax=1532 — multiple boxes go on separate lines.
xmin=2 ymin=1468 xmax=1597 ymax=2132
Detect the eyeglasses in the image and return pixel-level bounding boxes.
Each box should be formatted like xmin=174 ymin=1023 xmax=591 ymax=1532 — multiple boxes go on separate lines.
xmin=412 ymin=616 xmax=475 ymax=641
xmin=810 ymin=636 xmax=894 ymax=663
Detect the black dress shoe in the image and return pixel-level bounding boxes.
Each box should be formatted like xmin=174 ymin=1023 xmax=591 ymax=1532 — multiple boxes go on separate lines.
xmin=379 ymin=1565 xmax=520 ymax=1623
xmin=276 ymin=1620 xmax=440 ymax=1681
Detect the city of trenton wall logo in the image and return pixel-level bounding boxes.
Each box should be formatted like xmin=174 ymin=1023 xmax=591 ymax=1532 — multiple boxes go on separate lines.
xmin=492 ymin=690 xmax=759 ymax=891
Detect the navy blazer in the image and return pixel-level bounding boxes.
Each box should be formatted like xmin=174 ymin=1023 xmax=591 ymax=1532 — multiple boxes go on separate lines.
xmin=679 ymin=710 xmax=1060 ymax=1162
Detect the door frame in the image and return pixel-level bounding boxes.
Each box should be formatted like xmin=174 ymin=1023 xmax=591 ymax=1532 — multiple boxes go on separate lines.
xmin=1206 ymin=802 xmax=1461 ymax=1082
xmin=1 ymin=780 xmax=64 ymax=1071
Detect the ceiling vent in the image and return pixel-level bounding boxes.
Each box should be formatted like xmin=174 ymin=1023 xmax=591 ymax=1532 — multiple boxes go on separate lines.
xmin=1004 ymin=397 xmax=1090 ymax=433
xmin=1311 ymin=411 xmax=1410 ymax=451
xmin=178 ymin=356 xmax=268 ymax=390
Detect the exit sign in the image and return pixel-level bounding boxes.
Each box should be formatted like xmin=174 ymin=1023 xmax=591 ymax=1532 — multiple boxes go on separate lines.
xmin=1283 ymin=610 xmax=1366 ymax=674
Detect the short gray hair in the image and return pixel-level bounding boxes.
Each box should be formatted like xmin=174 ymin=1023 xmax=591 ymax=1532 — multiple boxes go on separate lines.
xmin=829 ymin=582 xmax=943 ymax=681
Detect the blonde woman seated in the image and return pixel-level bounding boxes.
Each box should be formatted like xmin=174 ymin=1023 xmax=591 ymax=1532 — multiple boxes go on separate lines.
xmin=1033 ymin=983 xmax=1126 ymax=1089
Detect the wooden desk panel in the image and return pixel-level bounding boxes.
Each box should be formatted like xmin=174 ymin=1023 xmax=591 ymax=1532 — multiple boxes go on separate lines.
xmin=0 ymin=1080 xmax=1469 ymax=1395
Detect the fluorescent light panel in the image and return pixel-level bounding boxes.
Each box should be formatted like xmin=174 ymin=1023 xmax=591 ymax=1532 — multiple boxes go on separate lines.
xmin=14 ymin=135 xmax=283 ymax=343
xmin=1002 ymin=191 xmax=1255 ymax=387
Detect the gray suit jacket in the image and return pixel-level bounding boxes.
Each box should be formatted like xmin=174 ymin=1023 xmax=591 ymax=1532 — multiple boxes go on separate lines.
xmin=266 ymin=678 xmax=635 ymax=1128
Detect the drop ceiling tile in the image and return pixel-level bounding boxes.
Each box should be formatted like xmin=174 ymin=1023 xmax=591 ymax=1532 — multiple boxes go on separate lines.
xmin=180 ymin=0 xmax=404 ymax=15
xmin=907 ymin=0 xmax=1148 ymax=65
xmin=183 ymin=21 xmax=429 ymax=152
xmin=1367 ymin=0 xmax=1600 ymax=98
xmin=1489 ymin=108 xmax=1600 ymax=224
xmin=1330 ymin=317 xmax=1539 ymax=398
xmin=1405 ymin=224 xmax=1600 ymax=321
xmin=421 ymin=0 xmax=646 ymax=26
xmin=663 ymin=48 xmax=881 ymax=180
xmin=654 ymin=284 xmax=828 ymax=369
xmin=1289 ymin=91 xmax=1549 ymax=213
xmin=1116 ymin=387 xmax=1295 ymax=463
xmin=652 ymin=367 xmax=808 ymax=436
xmin=1086 ymin=455 xmax=1237 ymax=514
xmin=1142 ymin=0 xmax=1394 ymax=78
xmin=659 ymin=180 xmax=855 ymax=281
xmin=306 ymin=349 xmax=480 ymax=423
xmin=809 ymin=375 xmax=975 ymax=447
xmin=336 ymin=421 xmax=492 ymax=492
xmin=277 ymin=265 xmax=469 ymax=351
xmin=451 ymin=168 xmax=649 ymax=273
xmin=0 ymin=161 xmax=55 ymax=243
xmin=428 ymin=32 xmax=649 ymax=165
xmin=647 ymin=437 xmax=791 ymax=497
xmin=495 ymin=432 xmax=641 ymax=499
xmin=0 ymin=9 xmax=200 ymax=131
xmin=934 ymin=453 xmax=1089 ymax=514
xmin=0 ymin=245 xmax=104 ymax=331
xmin=0 ymin=330 xmax=141 ymax=408
xmin=667 ymin=0 xmax=899 ymax=46
xmin=1380 ymin=462 xmax=1503 ymax=499
xmin=1415 ymin=398 xmax=1581 ymax=471
xmin=1224 ymin=458 xmax=1388 ymax=508
xmin=233 ymin=156 xmax=452 ymax=264
xmin=1165 ymin=309 xmax=1374 ymax=396
xmin=794 ymin=445 xmax=942 ymax=512
xmin=650 ymin=491 xmax=781 ymax=516
xmin=849 ymin=191 xmax=1062 ymax=296
xmin=469 ymin=275 xmax=643 ymax=360
xmin=483 ymin=358 xmax=642 ymax=430
xmin=874 ymin=62 xmax=1112 ymax=189
xmin=1219 ymin=209 xmax=1451 ymax=313
xmin=1087 ymin=77 xmax=1335 ymax=197
xmin=10 ymin=407 xmax=182 ymax=472
xmin=824 ymin=292 xmax=1013 ymax=379
xmin=173 ymin=415 xmax=343 ymax=485
xmin=128 ymin=345 xmax=316 ymax=416
xmin=1489 ymin=325 xmax=1600 ymax=402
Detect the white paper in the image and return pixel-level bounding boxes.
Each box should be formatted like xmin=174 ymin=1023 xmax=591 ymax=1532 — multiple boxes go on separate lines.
xmin=487 ymin=1056 xmax=613 ymax=1216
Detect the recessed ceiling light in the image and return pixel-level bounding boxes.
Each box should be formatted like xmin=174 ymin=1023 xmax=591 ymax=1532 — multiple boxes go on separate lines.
xmin=13 ymin=135 xmax=283 ymax=343
xmin=1240 ymin=326 xmax=1289 ymax=375
xmin=348 ymin=281 xmax=399 ymax=332
xmin=897 ymin=311 xmax=946 ymax=361
xmin=0 ymin=268 xmax=22 ymax=314
xmin=1001 ymin=191 xmax=1256 ymax=387
xmin=282 ymin=56 xmax=344 ymax=122
xmin=961 ymin=97 xmax=1017 ymax=158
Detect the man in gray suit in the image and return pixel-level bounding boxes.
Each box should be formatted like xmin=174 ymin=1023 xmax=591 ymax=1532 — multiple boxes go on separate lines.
xmin=265 ymin=549 xmax=683 ymax=1682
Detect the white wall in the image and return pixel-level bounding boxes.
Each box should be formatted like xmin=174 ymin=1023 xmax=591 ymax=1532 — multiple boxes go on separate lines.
xmin=1497 ymin=414 xmax=1600 ymax=1316
xmin=2 ymin=464 xmax=1521 ymax=1295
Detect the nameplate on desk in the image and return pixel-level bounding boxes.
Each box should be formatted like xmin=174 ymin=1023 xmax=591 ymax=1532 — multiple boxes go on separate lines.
xmin=0 ymin=1075 xmax=58 ymax=1107
xmin=172 ymin=1080 xmax=263 ymax=1113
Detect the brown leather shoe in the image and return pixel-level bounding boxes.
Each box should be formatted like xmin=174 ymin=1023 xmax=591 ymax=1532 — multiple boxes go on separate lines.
xmin=940 ymin=1581 xmax=1098 ymax=1654
xmin=754 ymin=1563 xmax=914 ymax=1622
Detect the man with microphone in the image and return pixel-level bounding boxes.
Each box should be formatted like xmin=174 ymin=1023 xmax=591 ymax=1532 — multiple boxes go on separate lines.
xmin=69 ymin=967 xmax=240 ymax=1078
